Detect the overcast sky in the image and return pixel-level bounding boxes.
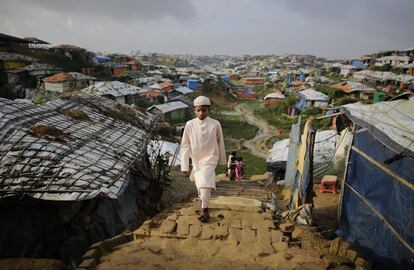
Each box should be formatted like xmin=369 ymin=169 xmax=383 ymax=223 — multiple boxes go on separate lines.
xmin=1 ymin=0 xmax=413 ymax=59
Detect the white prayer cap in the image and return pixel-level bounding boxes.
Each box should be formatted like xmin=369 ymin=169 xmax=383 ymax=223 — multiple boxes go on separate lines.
xmin=193 ymin=96 xmax=211 ymax=106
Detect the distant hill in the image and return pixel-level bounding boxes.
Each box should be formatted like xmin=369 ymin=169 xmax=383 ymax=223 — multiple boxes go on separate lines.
xmin=0 ymin=46 xmax=93 ymax=72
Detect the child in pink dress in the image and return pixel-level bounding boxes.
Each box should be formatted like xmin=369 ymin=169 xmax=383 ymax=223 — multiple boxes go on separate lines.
xmin=235 ymin=157 xmax=244 ymax=181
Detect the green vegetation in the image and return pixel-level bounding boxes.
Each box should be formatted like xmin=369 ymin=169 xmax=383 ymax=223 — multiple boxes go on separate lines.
xmin=325 ymin=72 xmax=343 ymax=82
xmin=156 ymin=125 xmax=178 ymax=143
xmin=224 ymin=138 xmax=238 ymax=151
xmin=336 ymin=96 xmax=358 ymax=106
xmin=312 ymin=117 xmax=332 ymax=131
xmin=216 ymin=113 xmax=258 ymax=141
xmin=370 ymin=64 xmax=391 ymax=72
xmin=369 ymin=63 xmax=405 ymax=74
xmin=318 ymin=86 xmax=342 ymax=100
xmin=200 ymin=80 xmax=226 ymax=95
xmin=242 ymin=98 xmax=297 ymax=136
xmin=197 ymin=81 xmax=237 ymax=109
xmin=242 ymin=100 xmax=261 ymax=110
xmin=238 ymin=148 xmax=266 ymax=176
xmin=8 ymin=47 xmax=92 ymax=71
xmin=33 ymin=96 xmax=47 ymax=105
xmin=253 ymin=104 xmax=295 ymax=135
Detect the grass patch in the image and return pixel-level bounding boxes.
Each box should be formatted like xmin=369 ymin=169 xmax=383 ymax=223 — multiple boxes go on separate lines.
xmin=254 ymin=106 xmax=296 ymax=134
xmin=215 ymin=114 xmax=258 ymax=141
xmin=215 ymin=147 xmax=266 ymax=177
xmin=238 ymin=148 xmax=266 ymax=177
xmin=224 ymin=138 xmax=238 ymax=152
xmin=242 ymin=100 xmax=261 ymax=110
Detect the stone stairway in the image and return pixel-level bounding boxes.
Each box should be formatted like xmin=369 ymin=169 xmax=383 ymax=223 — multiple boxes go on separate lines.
xmin=90 ymin=180 xmax=337 ymax=270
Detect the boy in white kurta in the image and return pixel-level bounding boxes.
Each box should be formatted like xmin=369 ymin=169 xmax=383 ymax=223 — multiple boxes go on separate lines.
xmin=181 ymin=96 xmax=226 ymax=222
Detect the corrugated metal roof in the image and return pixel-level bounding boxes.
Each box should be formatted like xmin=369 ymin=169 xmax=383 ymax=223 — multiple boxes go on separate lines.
xmin=174 ymin=86 xmax=194 ymax=94
xmin=83 ymin=81 xmax=144 ymax=97
xmin=148 ymin=101 xmax=188 ymax=113
xmin=0 ymin=93 xmax=157 ymax=201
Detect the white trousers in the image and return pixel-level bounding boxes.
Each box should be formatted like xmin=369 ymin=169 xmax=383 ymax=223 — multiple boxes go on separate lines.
xmin=199 ymin=187 xmax=212 ymax=209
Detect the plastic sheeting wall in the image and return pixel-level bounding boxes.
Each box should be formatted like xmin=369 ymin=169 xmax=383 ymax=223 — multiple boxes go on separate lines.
xmin=337 ymin=129 xmax=414 ymax=269
xmin=0 ymin=166 xmax=160 ymax=267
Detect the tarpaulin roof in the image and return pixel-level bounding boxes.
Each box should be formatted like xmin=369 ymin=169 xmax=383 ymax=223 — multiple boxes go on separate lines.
xmin=341 ymin=95 xmax=414 ymax=157
xmin=332 ymin=81 xmax=375 ymax=94
xmin=0 ymin=93 xmax=156 ymax=201
xmin=353 ymin=70 xmax=414 ymax=84
xmin=264 ymin=93 xmax=286 ymax=100
xmin=94 ymin=55 xmax=111 ymax=63
xmin=298 ymin=88 xmax=328 ymax=101
xmin=267 ymin=130 xmax=340 ymax=163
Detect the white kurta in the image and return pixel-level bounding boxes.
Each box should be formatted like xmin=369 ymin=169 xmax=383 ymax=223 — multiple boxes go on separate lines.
xmin=180 ymin=117 xmax=226 ymax=191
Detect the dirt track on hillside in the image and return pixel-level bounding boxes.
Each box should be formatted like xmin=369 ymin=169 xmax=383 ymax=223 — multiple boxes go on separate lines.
xmin=235 ymin=103 xmax=281 ymax=159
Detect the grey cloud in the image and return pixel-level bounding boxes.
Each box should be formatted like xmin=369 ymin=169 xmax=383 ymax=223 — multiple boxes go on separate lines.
xmin=0 ymin=0 xmax=197 ymax=22
xmin=278 ymin=0 xmax=414 ymax=35
xmin=0 ymin=0 xmax=413 ymax=58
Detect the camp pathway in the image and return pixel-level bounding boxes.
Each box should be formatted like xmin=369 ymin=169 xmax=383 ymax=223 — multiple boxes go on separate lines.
xmin=235 ymin=103 xmax=280 ymax=159
xmin=91 ymin=180 xmax=332 ymax=270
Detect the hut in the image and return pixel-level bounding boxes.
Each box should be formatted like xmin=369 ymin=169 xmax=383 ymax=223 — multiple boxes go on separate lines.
xmin=337 ymin=95 xmax=414 ymax=269
xmin=332 ymin=81 xmax=375 ymax=101
xmin=295 ymin=88 xmax=328 ymax=111
xmin=263 ymin=93 xmax=285 ymax=105
xmin=147 ymin=101 xmax=190 ymax=123
xmin=0 ymin=93 xmax=160 ymax=266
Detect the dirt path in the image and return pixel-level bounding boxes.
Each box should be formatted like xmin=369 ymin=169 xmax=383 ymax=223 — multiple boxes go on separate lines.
xmin=93 ymin=181 xmax=334 ymax=270
xmin=235 ymin=103 xmax=280 ymax=159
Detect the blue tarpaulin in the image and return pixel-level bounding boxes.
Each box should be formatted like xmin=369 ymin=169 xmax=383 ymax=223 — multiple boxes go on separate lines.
xmin=338 ymin=97 xmax=414 ymax=269
xmin=94 ymin=56 xmax=111 ymax=63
